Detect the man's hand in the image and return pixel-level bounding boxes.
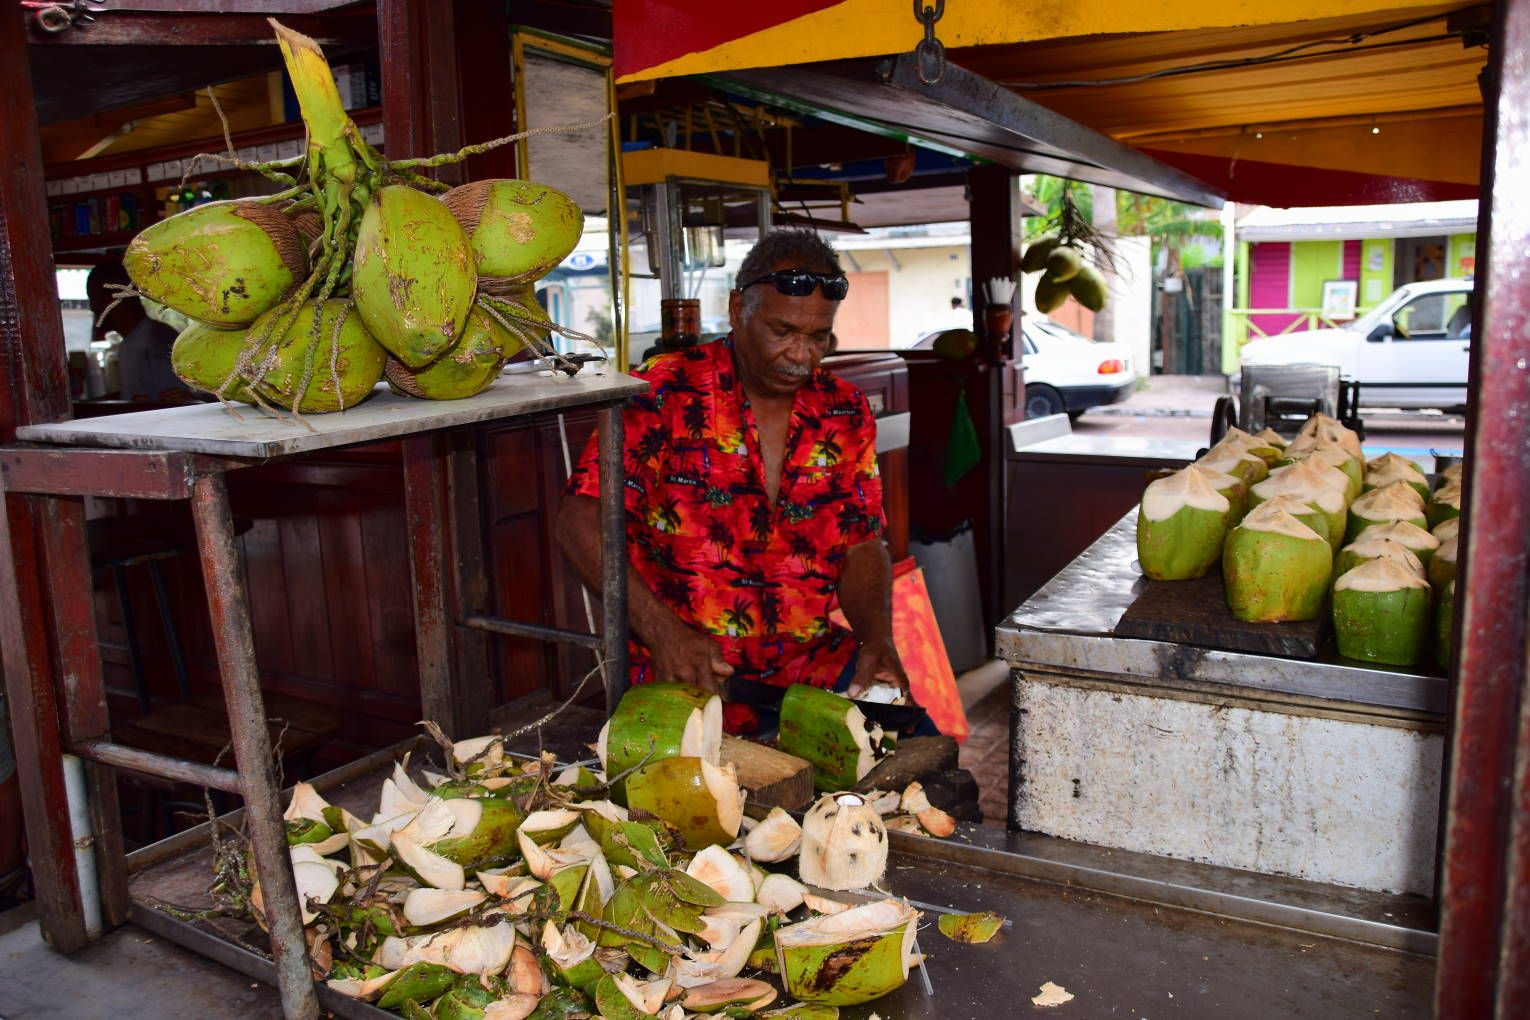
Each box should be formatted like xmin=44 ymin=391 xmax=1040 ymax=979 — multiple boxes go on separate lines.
xmin=650 ymin=617 xmax=734 ymax=694
xmin=846 ymin=634 xmax=909 ymax=699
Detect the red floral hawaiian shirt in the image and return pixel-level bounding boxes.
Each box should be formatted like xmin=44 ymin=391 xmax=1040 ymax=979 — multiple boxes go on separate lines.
xmin=567 ymin=337 xmax=884 ymax=689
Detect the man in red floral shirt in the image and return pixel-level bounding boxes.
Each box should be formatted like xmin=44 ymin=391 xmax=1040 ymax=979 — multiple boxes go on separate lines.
xmin=558 ymin=231 xmax=907 ymax=709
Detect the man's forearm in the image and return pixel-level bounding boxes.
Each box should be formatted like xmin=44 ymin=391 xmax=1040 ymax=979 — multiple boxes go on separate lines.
xmin=555 ymin=494 xmax=681 ymax=645
xmin=837 ymin=540 xmax=894 ymax=643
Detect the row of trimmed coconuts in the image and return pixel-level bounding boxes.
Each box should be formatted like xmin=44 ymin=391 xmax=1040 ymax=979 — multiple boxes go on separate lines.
xmin=263 ymin=684 xmax=964 ymax=1020
xmin=1021 ymin=235 xmax=1107 ymax=314
xmin=1136 ymin=413 xmax=1463 ymax=667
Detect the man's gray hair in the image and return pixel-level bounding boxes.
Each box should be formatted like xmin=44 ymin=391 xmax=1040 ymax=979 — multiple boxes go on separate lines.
xmin=735 ymin=229 xmax=843 ymax=321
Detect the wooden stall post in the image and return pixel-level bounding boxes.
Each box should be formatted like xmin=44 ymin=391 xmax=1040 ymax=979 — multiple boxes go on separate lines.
xmin=1435 ymin=0 xmax=1530 ymax=1012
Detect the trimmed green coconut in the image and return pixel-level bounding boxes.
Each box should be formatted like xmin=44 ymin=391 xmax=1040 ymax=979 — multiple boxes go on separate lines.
xmin=1255 ymin=427 xmax=1289 ymax=451
xmin=1429 ymin=535 xmax=1459 ymax=590
xmin=1364 ymin=453 xmax=1430 ymax=502
xmin=1432 ymin=516 xmax=1460 ymax=544
xmin=1335 ymin=536 xmax=1426 ymax=580
xmin=1199 ymin=438 xmax=1268 ymax=486
xmin=597 ymin=683 xmax=722 ymax=795
xmin=1248 ymin=494 xmax=1333 ymax=551
xmin=1428 ymin=480 xmax=1462 ymax=529
xmin=1282 ymin=435 xmax=1362 ymax=501
xmin=1346 ymin=482 xmax=1428 ymax=543
xmin=1436 ymin=461 xmax=1464 ymax=490
xmin=1135 ymin=467 xmax=1230 ymax=581
xmin=1333 ymin=559 xmax=1433 ymax=666
xmin=1435 ymin=579 xmax=1456 ymax=671
xmin=778 ymin=685 xmax=882 ymax=790
xmin=1222 ymin=503 xmax=1332 ymax=622
xmin=1248 ymin=461 xmax=1348 ymax=550
xmin=1219 ymin=426 xmax=1283 ymax=467
xmin=1188 ymin=463 xmax=1247 ymax=525
xmin=1351 ymin=520 xmax=1440 ymax=567
xmin=1297 ymin=412 xmax=1363 ymax=459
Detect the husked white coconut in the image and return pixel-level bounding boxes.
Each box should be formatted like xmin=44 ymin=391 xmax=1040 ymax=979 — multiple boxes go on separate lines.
xmin=798 ymin=793 xmax=888 ymax=891
xmin=744 ymin=807 xmax=802 ymax=863
xmin=686 ymin=844 xmax=756 ymax=903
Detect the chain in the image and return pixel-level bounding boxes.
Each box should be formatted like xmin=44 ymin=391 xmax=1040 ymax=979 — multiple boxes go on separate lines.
xmin=913 ymin=0 xmax=946 ymax=85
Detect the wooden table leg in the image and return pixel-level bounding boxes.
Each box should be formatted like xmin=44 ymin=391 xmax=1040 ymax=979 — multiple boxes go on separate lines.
xmin=190 ymin=474 xmax=317 ymax=1020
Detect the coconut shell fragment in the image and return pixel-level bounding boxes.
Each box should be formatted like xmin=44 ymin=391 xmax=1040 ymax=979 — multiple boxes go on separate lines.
xmin=937 ymin=911 xmax=1005 ymax=944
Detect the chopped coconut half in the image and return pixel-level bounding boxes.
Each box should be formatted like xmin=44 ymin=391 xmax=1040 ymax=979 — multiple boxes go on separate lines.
xmin=757 ymin=873 xmax=807 ymax=914
xmin=801 ymin=892 xmax=851 ymax=915
xmin=1353 ymin=520 xmax=1440 ymax=555
xmin=401 ymin=887 xmax=487 ymax=927
xmin=1252 ymin=463 xmax=1345 ymax=512
xmin=1365 ymin=453 xmax=1427 ymax=489
xmin=775 ymin=899 xmax=917 ymax=983
xmin=1433 ymin=517 xmax=1460 ymax=542
xmin=1339 ymin=537 xmax=1425 ymax=577
xmin=377 ymin=911 xmax=517 ymax=974
xmin=1236 ymin=502 xmax=1325 ymax=542
xmin=450 ymin=734 xmax=505 ymax=769
xmin=1141 ymin=466 xmax=1230 ymax=522
xmin=1352 ymin=482 xmax=1426 ymax=521
xmin=1335 ymin=557 xmax=1431 ymax=592
xmin=745 ymin=807 xmax=803 ymax=863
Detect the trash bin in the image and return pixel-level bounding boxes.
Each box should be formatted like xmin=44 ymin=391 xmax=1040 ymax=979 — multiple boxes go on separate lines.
xmin=910 ymin=522 xmax=989 ymax=675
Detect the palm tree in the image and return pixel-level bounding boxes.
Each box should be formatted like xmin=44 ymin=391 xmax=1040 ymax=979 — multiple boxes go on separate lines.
xmin=721 ymin=598 xmax=755 ymax=637
xmin=748 ymin=503 xmax=772 ymax=543
xmin=787 ymin=531 xmax=816 ymax=572
xmin=682 ymin=398 xmax=707 ymax=439
xmin=705 ymin=518 xmax=734 ymax=559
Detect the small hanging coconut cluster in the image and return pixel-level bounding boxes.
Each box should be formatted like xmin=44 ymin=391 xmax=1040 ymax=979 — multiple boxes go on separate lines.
xmin=123 ymin=20 xmax=583 ymax=419
xmin=1020 ymin=192 xmax=1111 ymax=314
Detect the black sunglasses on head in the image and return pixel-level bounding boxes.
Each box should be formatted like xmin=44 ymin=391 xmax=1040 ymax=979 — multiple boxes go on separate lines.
xmin=738 ymin=269 xmax=849 ymax=301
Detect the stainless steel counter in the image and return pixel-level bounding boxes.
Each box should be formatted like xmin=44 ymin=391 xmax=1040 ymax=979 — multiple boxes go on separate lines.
xmin=996 ymin=508 xmax=1449 ymax=718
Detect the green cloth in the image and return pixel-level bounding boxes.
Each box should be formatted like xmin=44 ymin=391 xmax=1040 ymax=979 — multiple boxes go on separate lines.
xmin=943 ymin=389 xmax=981 ymax=487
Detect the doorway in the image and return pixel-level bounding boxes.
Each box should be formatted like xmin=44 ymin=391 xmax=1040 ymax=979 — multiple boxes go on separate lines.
xmin=1394 ymin=235 xmax=1448 ymax=285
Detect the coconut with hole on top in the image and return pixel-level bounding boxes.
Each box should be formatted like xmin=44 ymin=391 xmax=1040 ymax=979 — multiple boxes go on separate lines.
xmin=1364 ymin=453 xmax=1430 ymax=502
xmin=1436 ymin=579 xmax=1456 ymax=671
xmin=1428 ymin=479 xmax=1462 ymax=530
xmin=1222 ymin=502 xmax=1333 ymax=623
xmin=1350 ymin=520 xmax=1440 ymax=567
xmin=1135 ymin=466 xmax=1230 ymax=581
xmin=1334 ymin=535 xmax=1426 ymax=580
xmin=1248 ymin=461 xmax=1348 ymax=551
xmin=1346 ymin=481 xmax=1428 ymax=543
xmin=1429 ymin=535 xmax=1459 ymax=590
xmin=798 ymin=792 xmax=888 ymax=892
xmin=1333 ymin=559 xmax=1433 ymax=666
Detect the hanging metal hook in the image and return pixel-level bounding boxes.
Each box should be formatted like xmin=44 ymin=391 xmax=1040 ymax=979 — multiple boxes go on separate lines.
xmin=913 ymin=0 xmax=946 ymax=85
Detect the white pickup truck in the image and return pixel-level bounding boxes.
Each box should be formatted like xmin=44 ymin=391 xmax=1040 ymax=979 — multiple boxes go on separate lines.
xmin=1238 ymin=277 xmax=1472 ymax=412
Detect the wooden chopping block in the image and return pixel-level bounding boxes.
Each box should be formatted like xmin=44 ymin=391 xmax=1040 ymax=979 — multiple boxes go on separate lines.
xmin=854 ymin=735 xmax=959 ymax=794
xmin=720 ymin=736 xmax=814 ymax=812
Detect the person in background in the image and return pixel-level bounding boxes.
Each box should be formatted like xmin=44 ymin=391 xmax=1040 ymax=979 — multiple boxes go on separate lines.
xmin=86 ymin=260 xmax=189 ymax=402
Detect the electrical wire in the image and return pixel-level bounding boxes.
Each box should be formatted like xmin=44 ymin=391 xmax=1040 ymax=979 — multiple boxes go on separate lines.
xmin=999 ymin=10 xmax=1481 ymax=91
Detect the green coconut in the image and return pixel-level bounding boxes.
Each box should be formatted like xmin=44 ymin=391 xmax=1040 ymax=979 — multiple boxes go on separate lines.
xmin=1220 ymin=426 xmax=1284 ymax=467
xmin=1432 ymin=516 xmax=1460 ymax=544
xmin=1435 ymin=579 xmax=1456 ymax=671
xmin=1429 ymin=535 xmax=1459 ymax=590
xmin=525 ymin=987 xmax=593 ymax=1020
xmin=1334 ymin=536 xmax=1426 ymax=580
xmin=1222 ymin=503 xmax=1332 ymax=622
xmin=376 ymin=961 xmax=457 ymax=1010
xmin=1188 ymin=463 xmax=1247 ymax=525
xmin=244 ymin=298 xmax=387 ymax=412
xmin=1282 ymin=435 xmax=1362 ymax=501
xmin=624 ymin=756 xmax=742 ymax=849
xmin=540 ymin=922 xmax=604 ymax=994
xmin=440 ymin=179 xmax=584 ymax=288
xmin=1436 ymin=461 xmax=1464 ymax=490
xmin=1044 ymin=245 xmax=1083 ymax=282
xmin=384 ymin=304 xmax=511 ymax=400
xmin=1297 ymin=412 xmax=1363 ymax=459
xmin=1333 ymin=558 xmax=1433 ymax=666
xmin=1350 ymin=520 xmax=1439 ymax=567
xmin=1255 ymin=427 xmax=1289 ymax=452
xmin=1251 ymin=494 xmax=1333 ymax=551
xmin=172 ymin=321 xmax=254 ymax=402
xmin=1135 ymin=467 xmax=1230 ymax=580
xmin=1363 ymin=453 xmax=1430 ymax=502
xmin=1248 ymin=461 xmax=1348 ymax=551
xmin=352 ymin=184 xmax=477 ymax=368
xmin=1067 ymin=264 xmax=1107 ymax=312
xmin=125 ymin=200 xmax=307 ymax=326
xmin=1201 ymin=438 xmax=1269 ymax=486
xmin=393 ymin=795 xmax=526 ymax=874
xmin=1346 ymin=481 xmax=1428 ymax=543
xmin=778 ymin=685 xmax=882 ymax=791
xmin=1034 ymin=272 xmax=1068 ymax=313
xmin=1427 ymin=481 xmax=1462 ymax=529
xmin=775 ymin=899 xmax=919 ymax=1006
xmin=1020 ymin=235 xmax=1062 ymax=272
xmin=598 ymin=683 xmax=722 ymax=795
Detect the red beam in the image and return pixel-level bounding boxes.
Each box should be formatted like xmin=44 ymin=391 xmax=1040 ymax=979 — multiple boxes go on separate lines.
xmin=1434 ymin=0 xmax=1530 ymax=1013
xmin=26 ymin=11 xmax=373 ymax=47
xmin=0 ymin=447 xmax=205 ymax=499
xmin=1140 ymin=148 xmax=1477 ymax=208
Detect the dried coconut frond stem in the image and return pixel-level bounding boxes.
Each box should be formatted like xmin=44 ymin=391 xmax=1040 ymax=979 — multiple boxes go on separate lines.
xmin=94 ymin=283 xmax=144 ymax=328
xmin=390 ymin=112 xmax=616 ymax=170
